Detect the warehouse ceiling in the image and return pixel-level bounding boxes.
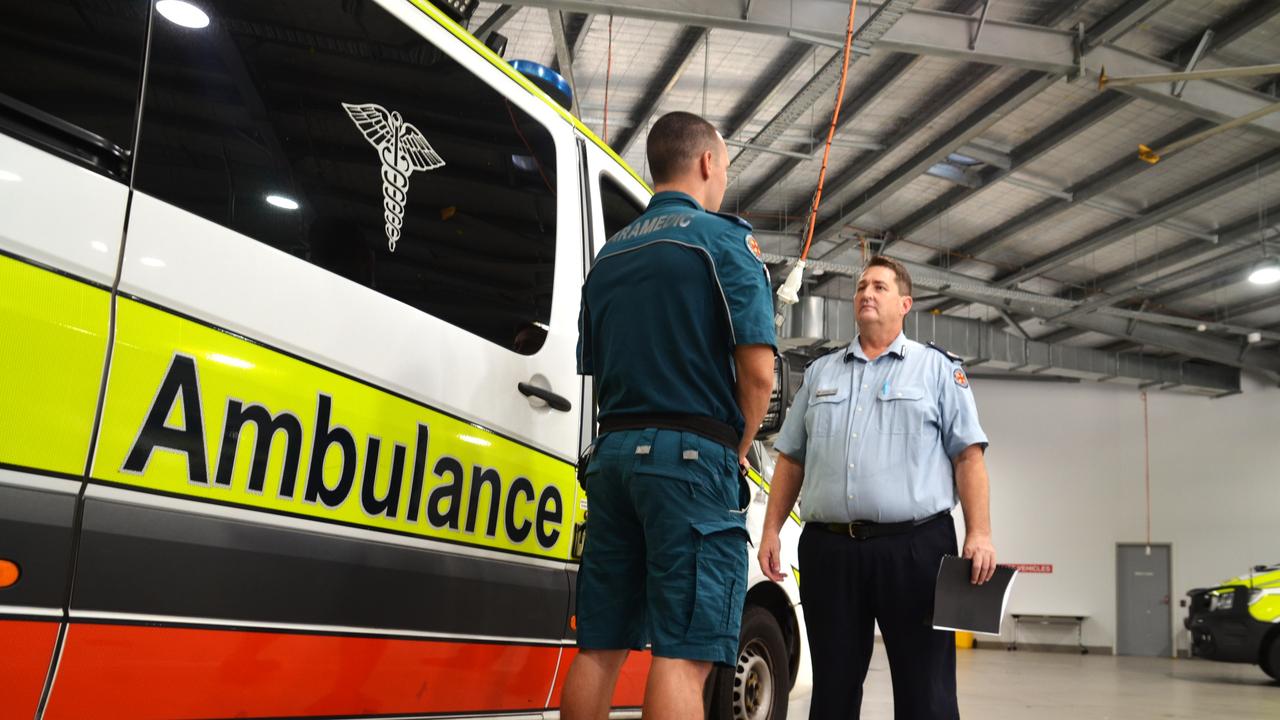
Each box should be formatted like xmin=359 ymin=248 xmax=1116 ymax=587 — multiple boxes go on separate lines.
xmin=475 ymin=0 xmax=1280 ymax=394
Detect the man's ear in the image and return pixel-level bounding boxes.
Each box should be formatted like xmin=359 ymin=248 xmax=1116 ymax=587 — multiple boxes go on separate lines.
xmin=902 ymin=295 xmax=914 ymax=314
xmin=700 ymin=150 xmax=714 ymax=180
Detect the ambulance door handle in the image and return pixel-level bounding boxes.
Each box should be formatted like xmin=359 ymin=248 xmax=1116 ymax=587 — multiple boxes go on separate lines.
xmin=518 ymin=382 xmax=572 ymax=412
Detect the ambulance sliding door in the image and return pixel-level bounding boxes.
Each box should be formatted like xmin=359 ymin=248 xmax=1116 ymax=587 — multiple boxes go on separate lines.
xmin=44 ymin=1 xmax=582 ymax=718
xmin=0 ymin=2 xmax=147 ymax=718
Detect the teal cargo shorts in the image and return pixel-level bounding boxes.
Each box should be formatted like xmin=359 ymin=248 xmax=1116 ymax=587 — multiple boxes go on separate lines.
xmin=576 ymin=427 xmax=750 ymax=667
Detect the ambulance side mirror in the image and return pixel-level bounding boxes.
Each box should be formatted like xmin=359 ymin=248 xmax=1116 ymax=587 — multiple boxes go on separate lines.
xmin=757 ymin=354 xmax=789 ymax=438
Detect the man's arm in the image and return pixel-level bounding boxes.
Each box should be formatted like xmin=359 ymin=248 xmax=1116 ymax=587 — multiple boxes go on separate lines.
xmin=734 ymin=344 xmax=775 ymax=464
xmin=954 ymin=444 xmax=995 ymax=584
xmin=758 ymin=452 xmax=803 ymax=581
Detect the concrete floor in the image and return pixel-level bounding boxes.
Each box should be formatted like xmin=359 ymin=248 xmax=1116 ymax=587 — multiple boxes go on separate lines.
xmin=786 ymin=647 xmax=1280 ymax=719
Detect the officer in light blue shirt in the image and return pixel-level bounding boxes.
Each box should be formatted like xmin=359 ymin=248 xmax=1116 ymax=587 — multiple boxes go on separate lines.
xmin=758 ymin=256 xmax=995 ymax=720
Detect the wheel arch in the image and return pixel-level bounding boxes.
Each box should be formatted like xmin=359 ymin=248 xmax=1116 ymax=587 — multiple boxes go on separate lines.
xmin=745 ymin=580 xmax=800 ymax=691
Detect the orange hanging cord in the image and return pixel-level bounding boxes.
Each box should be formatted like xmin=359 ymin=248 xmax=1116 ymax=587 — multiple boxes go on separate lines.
xmin=800 ymin=0 xmax=859 ymax=262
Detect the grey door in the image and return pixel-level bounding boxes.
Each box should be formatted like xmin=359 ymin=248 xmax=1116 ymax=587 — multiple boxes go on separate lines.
xmin=1117 ymin=544 xmax=1172 ymax=657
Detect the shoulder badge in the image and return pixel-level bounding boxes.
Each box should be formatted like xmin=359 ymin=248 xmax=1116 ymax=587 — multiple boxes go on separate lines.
xmin=953 ymin=367 xmax=969 ymax=388
xmin=745 ymin=234 xmax=764 ymax=262
xmin=927 ymin=341 xmax=963 ymax=364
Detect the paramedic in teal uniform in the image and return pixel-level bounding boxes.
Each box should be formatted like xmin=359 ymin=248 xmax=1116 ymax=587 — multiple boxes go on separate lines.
xmin=563 ymin=111 xmax=776 ymax=719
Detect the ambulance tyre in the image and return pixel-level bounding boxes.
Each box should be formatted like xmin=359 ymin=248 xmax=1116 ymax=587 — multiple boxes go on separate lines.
xmin=708 ymin=605 xmax=790 ymax=720
xmin=1262 ymin=632 xmax=1280 ymax=683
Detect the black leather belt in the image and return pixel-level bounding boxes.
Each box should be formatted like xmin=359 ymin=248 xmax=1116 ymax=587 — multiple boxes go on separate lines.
xmin=817 ymin=511 xmax=949 ymax=540
xmin=597 ymin=413 xmax=739 ymax=449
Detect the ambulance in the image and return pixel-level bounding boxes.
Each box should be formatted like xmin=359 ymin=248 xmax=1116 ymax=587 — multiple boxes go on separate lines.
xmin=0 ymin=0 xmax=806 ymax=717
xmin=1185 ymin=563 xmax=1280 ymax=682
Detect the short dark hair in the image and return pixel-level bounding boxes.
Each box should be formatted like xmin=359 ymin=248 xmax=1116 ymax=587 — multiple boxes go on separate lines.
xmin=646 ymin=112 xmax=721 ymax=183
xmin=862 ymin=256 xmax=912 ymax=297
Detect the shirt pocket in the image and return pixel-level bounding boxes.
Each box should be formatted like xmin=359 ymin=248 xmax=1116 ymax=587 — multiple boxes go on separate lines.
xmin=875 ymin=385 xmax=927 ymax=436
xmin=805 ymin=384 xmax=849 ymax=438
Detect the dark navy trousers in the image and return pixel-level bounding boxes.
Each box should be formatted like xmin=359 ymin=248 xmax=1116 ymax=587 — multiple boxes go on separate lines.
xmin=798 ymin=513 xmax=960 ymax=720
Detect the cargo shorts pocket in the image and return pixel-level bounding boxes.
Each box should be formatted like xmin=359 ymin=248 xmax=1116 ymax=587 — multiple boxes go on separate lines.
xmin=686 ymin=518 xmax=750 ymax=642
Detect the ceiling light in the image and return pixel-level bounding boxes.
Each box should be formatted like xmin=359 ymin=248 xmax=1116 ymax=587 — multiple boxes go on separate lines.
xmin=1247 ymin=258 xmax=1280 ymax=285
xmin=265 ymin=194 xmax=299 ymax=210
xmin=156 ymin=1 xmax=210 ymax=29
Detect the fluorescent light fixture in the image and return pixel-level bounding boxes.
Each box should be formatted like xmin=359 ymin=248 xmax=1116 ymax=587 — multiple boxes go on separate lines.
xmin=209 ymin=352 xmax=253 ymax=369
xmin=0 ymin=169 xmax=21 ymax=182
xmin=140 ymin=257 xmax=166 ymax=268
xmin=1248 ymin=259 xmax=1280 ymax=285
xmin=266 ymin=194 xmax=300 ymax=210
xmin=156 ymin=1 xmax=210 ymax=29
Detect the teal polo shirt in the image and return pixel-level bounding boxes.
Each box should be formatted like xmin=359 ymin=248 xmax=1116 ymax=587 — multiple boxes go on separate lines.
xmin=577 ymin=191 xmax=776 ymax=435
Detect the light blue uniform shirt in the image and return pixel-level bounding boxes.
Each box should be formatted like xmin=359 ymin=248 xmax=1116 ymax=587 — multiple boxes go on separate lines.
xmin=773 ymin=332 xmax=989 ymax=524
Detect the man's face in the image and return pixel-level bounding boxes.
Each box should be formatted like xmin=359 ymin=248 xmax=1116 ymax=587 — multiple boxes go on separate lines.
xmin=855 ymin=265 xmax=911 ymax=330
xmin=704 ymin=135 xmax=729 ymax=212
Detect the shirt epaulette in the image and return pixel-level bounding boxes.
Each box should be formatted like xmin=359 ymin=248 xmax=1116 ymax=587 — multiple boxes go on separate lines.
xmin=927 ymin=341 xmax=963 ymax=364
xmin=709 ymin=210 xmax=752 ymax=231
xmin=805 ymin=345 xmax=845 ymax=369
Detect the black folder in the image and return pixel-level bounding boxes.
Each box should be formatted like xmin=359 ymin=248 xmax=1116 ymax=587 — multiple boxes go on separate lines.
xmin=931 ymin=556 xmax=1017 ymax=635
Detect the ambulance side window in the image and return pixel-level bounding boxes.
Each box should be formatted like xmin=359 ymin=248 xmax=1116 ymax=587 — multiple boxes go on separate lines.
xmin=599 ymin=174 xmax=645 ymax=239
xmin=0 ymin=0 xmax=148 ymax=175
xmin=132 ymin=0 xmax=558 ymax=355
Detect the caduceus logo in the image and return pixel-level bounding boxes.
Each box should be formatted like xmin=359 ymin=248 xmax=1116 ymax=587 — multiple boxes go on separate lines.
xmin=342 ymin=102 xmax=446 ymax=252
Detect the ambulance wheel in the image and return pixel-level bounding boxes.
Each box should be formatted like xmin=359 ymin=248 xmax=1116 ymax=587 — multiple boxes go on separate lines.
xmin=1262 ymin=633 xmax=1280 ymax=683
xmin=708 ymin=605 xmax=790 ymax=720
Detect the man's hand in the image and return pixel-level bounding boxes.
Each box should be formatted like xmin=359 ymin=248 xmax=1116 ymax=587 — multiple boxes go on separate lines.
xmin=963 ymin=532 xmax=996 ymax=584
xmin=757 ymin=530 xmax=786 ymax=582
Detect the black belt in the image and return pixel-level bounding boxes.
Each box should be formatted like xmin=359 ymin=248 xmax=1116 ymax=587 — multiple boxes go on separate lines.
xmin=597 ymin=413 xmax=739 ymax=449
xmin=816 ymin=511 xmax=950 ymax=540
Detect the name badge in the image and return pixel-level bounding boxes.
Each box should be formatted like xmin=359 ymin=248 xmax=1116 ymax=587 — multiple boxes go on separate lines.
xmin=815 ymin=388 xmax=838 ymax=397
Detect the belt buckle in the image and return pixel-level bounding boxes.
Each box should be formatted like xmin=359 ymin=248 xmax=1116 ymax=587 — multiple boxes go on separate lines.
xmin=848 ymin=522 xmax=870 ymax=540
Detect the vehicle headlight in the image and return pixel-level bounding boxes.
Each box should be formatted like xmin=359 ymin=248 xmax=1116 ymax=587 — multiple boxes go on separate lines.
xmin=1210 ymin=593 xmax=1234 ymax=611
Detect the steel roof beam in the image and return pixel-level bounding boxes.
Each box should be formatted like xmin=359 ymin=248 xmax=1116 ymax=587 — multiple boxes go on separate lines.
xmin=904 ymin=0 xmax=1280 ymax=272
xmin=1083 ymin=0 xmax=1175 ymax=49
xmin=788 ymin=65 xmax=998 ymax=242
xmin=890 ymin=92 xmax=1131 ymax=240
xmin=721 ymin=42 xmax=812 ymax=141
xmin=725 ymin=0 xmax=920 ymax=183
xmin=509 ymin=1 xmax=1280 ymax=140
xmin=809 ymin=0 xmax=1182 ymax=256
xmin=474 ymin=4 xmax=519 ymax=41
xmin=765 ymin=251 xmax=1280 ymax=372
xmin=901 ymin=266 xmax=1280 ymax=373
xmin=609 ymin=27 xmax=709 ymax=156
xmin=992 ymin=150 xmax=1280 ymax=288
xmin=732 ymin=53 xmax=917 ymax=213
xmin=1051 ymin=245 xmax=1268 ymax=322
xmin=1220 ymin=293 xmax=1280 ymax=320
xmin=507 ymin=1 xmax=1075 ymax=72
xmin=809 ymin=71 xmax=1058 ymax=256
xmin=547 ymin=10 xmax=581 ymax=116
xmin=948 ymin=119 xmax=1216 ymax=264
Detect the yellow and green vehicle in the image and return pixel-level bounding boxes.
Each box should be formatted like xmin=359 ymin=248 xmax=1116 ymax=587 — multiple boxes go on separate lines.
xmin=1186 ymin=563 xmax=1280 ymax=681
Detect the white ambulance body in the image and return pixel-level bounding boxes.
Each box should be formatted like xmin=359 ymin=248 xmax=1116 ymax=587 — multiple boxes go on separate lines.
xmin=0 ymin=1 xmax=806 ymax=718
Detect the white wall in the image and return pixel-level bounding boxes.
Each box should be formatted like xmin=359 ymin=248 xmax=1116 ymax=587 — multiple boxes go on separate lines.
xmin=953 ymin=371 xmax=1280 ymax=654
